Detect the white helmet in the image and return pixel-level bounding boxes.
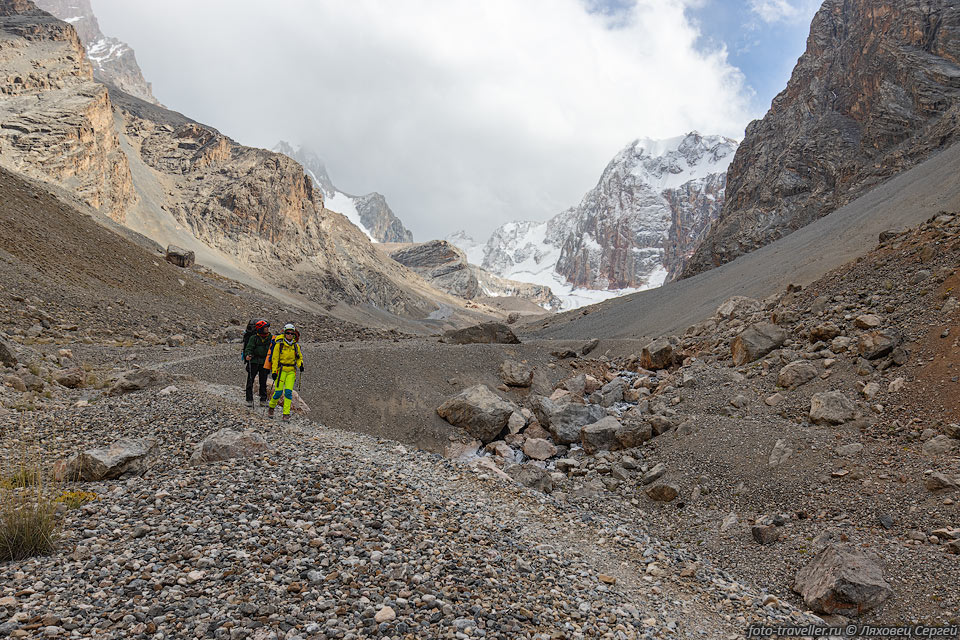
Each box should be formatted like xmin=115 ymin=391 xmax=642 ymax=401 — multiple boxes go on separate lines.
xmin=283 ymin=323 xmax=297 ymax=345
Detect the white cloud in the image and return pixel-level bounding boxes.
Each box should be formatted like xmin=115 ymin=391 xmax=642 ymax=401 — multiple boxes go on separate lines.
xmin=92 ymin=0 xmax=756 ymax=240
xmin=748 ymin=0 xmax=812 ymax=24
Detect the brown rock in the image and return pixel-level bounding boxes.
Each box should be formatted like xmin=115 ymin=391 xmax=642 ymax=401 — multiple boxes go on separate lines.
xmin=731 ymin=323 xmax=788 ymax=365
xmin=792 ymin=544 xmax=892 ymax=615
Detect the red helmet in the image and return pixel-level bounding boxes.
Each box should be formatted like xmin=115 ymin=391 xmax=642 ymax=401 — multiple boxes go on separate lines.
xmin=254 ymin=320 xmax=270 ymax=333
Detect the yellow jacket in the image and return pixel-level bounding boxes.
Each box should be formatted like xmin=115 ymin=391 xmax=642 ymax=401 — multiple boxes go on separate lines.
xmin=269 ymin=335 xmax=302 ymax=374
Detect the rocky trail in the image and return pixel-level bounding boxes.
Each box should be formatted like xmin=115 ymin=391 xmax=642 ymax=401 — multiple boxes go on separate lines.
xmin=0 ymin=383 xmax=823 ymax=639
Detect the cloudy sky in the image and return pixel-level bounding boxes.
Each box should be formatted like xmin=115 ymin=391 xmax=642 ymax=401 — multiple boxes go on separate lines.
xmin=93 ymin=0 xmax=821 ymax=241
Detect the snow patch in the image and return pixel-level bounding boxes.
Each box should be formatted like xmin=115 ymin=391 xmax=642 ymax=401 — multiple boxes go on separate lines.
xmin=325 ymin=191 xmax=377 ymax=242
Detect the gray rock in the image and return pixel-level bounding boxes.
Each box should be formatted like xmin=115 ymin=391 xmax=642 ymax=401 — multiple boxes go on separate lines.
xmin=21 ymin=372 xmax=44 ymax=392
xmin=62 ymin=438 xmax=158 ymax=481
xmin=532 ymin=397 xmax=607 ymax=444
xmin=107 ymin=368 xmax=168 ymax=396
xmin=921 ymin=434 xmax=957 ymax=456
xmin=499 ymin=360 xmax=533 ymax=387
xmin=731 ymin=323 xmax=787 ymax=365
xmin=437 ymin=385 xmax=517 ymax=443
xmin=0 ymin=337 xmax=17 ymax=368
xmin=580 ymin=416 xmax=623 ymax=454
xmin=165 ymin=244 xmax=196 ymax=267
xmin=52 ymin=367 xmax=86 ymax=389
xmin=925 ymin=472 xmax=959 ymax=492
xmin=777 ymin=361 xmax=818 ymax=389
xmin=598 ymin=377 xmax=627 ymax=407
xmin=792 ymin=544 xmax=893 ymax=615
xmin=836 ymin=443 xmax=864 ymax=457
xmin=752 ymin=525 xmax=780 ymax=545
xmin=641 ymin=462 xmax=666 ymax=485
xmin=190 ymin=429 xmax=271 ymax=465
xmin=580 ymin=339 xmax=599 ymax=356
xmin=507 ymin=464 xmax=553 ymax=493
xmin=442 ymin=323 xmax=520 ymax=345
xmin=858 ymin=329 xmax=900 ymax=360
xmin=809 ymin=391 xmax=855 ymax=425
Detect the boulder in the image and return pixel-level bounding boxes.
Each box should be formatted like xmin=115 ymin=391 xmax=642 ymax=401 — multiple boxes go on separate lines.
xmin=62 ymin=438 xmax=158 ymax=481
xmin=809 ymin=323 xmax=842 ymax=342
xmin=809 ymin=391 xmax=855 ymax=425
xmin=499 ymin=360 xmax=533 ymax=387
xmin=522 ymin=437 xmax=557 ymax=461
xmin=0 ymin=338 xmax=17 ymax=368
xmin=640 ymin=338 xmax=674 ymax=370
xmin=538 ymin=400 xmax=608 ymax=445
xmin=507 ymin=464 xmax=553 ymax=493
xmin=190 ymin=429 xmax=271 ymax=465
xmin=925 ymin=472 xmax=958 ymax=492
xmin=752 ymin=525 xmax=780 ymax=545
xmin=107 ymin=369 xmax=168 ymax=396
xmin=854 ymin=314 xmax=882 ymax=329
xmin=598 ymin=377 xmax=627 ymax=407
xmin=580 ymin=339 xmax=599 ymax=356
xmin=442 ymin=323 xmax=520 ymax=345
xmin=921 ymin=435 xmax=957 ymax=456
xmin=716 ymin=296 xmax=761 ymax=319
xmin=641 ymin=462 xmax=666 ymax=485
xmin=777 ymin=361 xmax=818 ymax=390
xmin=52 ymin=367 xmax=86 ymax=389
xmin=858 ymin=330 xmax=900 ymax=360
xmin=615 ymin=421 xmax=653 ymax=449
xmin=21 ymin=373 xmax=44 ymax=392
xmin=731 ymin=323 xmax=788 ymax=365
xmin=580 ymin=416 xmax=623 ymax=454
xmin=4 ymin=374 xmax=26 ymax=392
xmin=792 ymin=544 xmax=893 ymax=615
xmin=165 ymin=244 xmax=195 ymax=268
xmin=166 ymin=334 xmax=186 ymax=347
xmin=646 ymin=483 xmax=679 ymax=502
xmin=437 ymin=385 xmax=517 ymax=443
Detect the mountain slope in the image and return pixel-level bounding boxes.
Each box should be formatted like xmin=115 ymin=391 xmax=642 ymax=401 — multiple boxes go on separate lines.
xmin=33 ymin=0 xmax=158 ymax=104
xmin=274 ymin=142 xmax=414 ymax=244
xmin=452 ymin=133 xmax=736 ymax=309
xmin=683 ymin=0 xmax=960 ymax=277
xmin=528 ymin=138 xmax=960 ymax=340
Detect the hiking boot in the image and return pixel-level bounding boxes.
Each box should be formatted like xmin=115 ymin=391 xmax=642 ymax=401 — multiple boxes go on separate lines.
xmin=246 ymin=400 xmax=254 ymax=408
xmin=282 ymin=414 xmax=291 ymax=422
xmin=267 ymin=407 xmax=275 ymax=418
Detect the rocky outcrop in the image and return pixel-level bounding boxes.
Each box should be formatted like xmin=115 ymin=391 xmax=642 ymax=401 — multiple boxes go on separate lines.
xmin=683 ymin=0 xmax=960 ymax=277
xmin=389 ymin=240 xmax=561 ymax=310
xmin=274 ymin=141 xmax=414 ymax=243
xmin=0 ymin=1 xmax=136 ymax=221
xmin=34 ymin=0 xmax=159 ymax=104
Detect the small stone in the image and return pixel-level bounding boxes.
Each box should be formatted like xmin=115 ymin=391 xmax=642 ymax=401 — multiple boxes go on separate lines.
xmin=598 ymin=574 xmax=616 ymax=584
xmin=752 ymin=525 xmax=780 ymax=545
xmin=374 ymin=606 xmax=396 ymax=623
xmin=646 ymin=482 xmax=679 ymax=502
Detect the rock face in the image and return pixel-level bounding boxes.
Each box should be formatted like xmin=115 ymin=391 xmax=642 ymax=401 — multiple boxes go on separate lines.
xmin=683 ymin=0 xmax=960 ymax=277
xmin=273 ymin=142 xmax=413 ymax=243
xmin=388 ymin=240 xmax=561 ymax=310
xmin=34 ymin=0 xmax=159 ymax=104
xmin=63 ymin=438 xmax=157 ymax=481
xmin=449 ymin=133 xmax=737 ymax=306
xmin=190 ymin=429 xmax=271 ymax=465
xmin=793 ymin=544 xmax=893 ymax=615
xmin=0 ymin=2 xmax=136 ymax=221
xmin=436 ymin=385 xmax=517 ymax=443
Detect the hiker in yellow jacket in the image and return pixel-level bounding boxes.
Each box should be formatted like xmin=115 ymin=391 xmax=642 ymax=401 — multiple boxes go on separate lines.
xmin=267 ymin=323 xmax=303 ymax=420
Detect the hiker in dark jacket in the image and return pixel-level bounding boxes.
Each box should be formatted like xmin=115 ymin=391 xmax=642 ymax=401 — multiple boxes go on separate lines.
xmin=243 ymin=320 xmax=272 ymax=407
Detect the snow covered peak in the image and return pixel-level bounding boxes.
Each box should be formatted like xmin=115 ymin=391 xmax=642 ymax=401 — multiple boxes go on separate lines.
xmin=613 ymin=132 xmax=738 ymax=192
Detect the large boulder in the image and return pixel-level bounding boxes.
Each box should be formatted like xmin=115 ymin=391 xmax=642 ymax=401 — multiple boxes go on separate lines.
xmin=777 ymin=361 xmax=817 ymax=390
xmin=522 ymin=437 xmax=558 ymax=461
xmin=615 ymin=420 xmax=653 ymax=448
xmin=716 ymin=296 xmax=761 ymax=319
xmin=106 ymin=369 xmax=168 ymax=396
xmin=731 ymin=323 xmax=788 ymax=365
xmin=437 ymin=385 xmax=517 ymax=443
xmin=580 ymin=416 xmax=623 ymax=454
xmin=165 ymin=244 xmax=195 ymax=268
xmin=858 ymin=329 xmax=900 ymax=360
xmin=646 ymin=483 xmax=679 ymax=502
xmin=0 ymin=338 xmax=17 ymax=368
xmin=499 ymin=360 xmax=533 ymax=387
xmin=52 ymin=367 xmax=87 ymax=389
xmin=640 ymin=338 xmax=674 ymax=370
xmin=597 ymin=377 xmax=627 ymax=407
xmin=921 ymin=435 xmax=957 ymax=456
xmin=61 ymin=438 xmax=158 ymax=481
xmin=792 ymin=544 xmax=893 ymax=615
xmin=809 ymin=391 xmax=855 ymax=425
xmin=190 ymin=429 xmax=271 ymax=465
xmin=506 ymin=464 xmax=554 ymax=493
xmin=442 ymin=323 xmax=520 ymax=345
xmin=532 ymin=396 xmax=607 ymax=444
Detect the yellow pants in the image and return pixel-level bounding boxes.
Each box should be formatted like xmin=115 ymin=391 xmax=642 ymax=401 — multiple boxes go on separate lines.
xmin=269 ymin=368 xmax=296 ymax=415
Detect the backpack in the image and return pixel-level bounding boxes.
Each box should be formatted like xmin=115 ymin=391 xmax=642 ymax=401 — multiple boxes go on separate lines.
xmin=240 ymin=318 xmax=268 ymax=364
